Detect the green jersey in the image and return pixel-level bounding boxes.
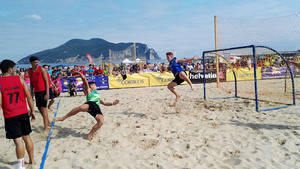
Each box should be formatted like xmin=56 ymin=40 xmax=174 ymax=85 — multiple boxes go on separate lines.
xmin=86 ymin=90 xmax=101 ymax=107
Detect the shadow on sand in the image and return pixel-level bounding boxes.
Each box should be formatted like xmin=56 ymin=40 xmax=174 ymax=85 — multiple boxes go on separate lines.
xmin=229 ymin=120 xmax=300 ymax=130
xmin=119 ymin=110 xmax=147 ymax=118
xmin=52 ymin=125 xmax=87 ymax=139
xmin=0 ymin=157 xmax=17 ymax=169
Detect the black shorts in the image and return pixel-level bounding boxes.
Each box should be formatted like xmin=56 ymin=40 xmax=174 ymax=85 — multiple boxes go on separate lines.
xmin=85 ymin=101 xmax=103 ymax=118
xmin=35 ymin=91 xmax=48 ymax=108
xmin=49 ymin=88 xmax=55 ymax=100
xmin=172 ymin=71 xmax=186 ymax=85
xmin=4 ymin=113 xmax=32 ymax=139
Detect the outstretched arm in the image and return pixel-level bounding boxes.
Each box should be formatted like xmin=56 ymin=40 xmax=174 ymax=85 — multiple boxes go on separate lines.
xmin=176 ymin=56 xmax=200 ymax=64
xmin=100 ymin=99 xmax=119 ymax=106
xmin=76 ymin=71 xmax=89 ymax=95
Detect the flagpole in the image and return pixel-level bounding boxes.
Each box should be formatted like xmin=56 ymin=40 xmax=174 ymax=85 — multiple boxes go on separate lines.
xmin=134 ymin=43 xmax=137 ymax=64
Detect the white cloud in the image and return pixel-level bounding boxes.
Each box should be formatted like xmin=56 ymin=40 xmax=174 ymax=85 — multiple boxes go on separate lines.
xmin=26 ymin=14 xmax=42 ymax=21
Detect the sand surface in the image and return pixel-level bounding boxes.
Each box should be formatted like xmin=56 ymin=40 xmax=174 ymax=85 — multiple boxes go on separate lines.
xmin=1 ymin=81 xmax=300 ymax=169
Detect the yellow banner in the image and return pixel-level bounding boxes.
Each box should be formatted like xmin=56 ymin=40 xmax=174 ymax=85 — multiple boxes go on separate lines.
xmin=108 ymin=74 xmax=150 ymax=88
xmin=226 ymin=67 xmax=262 ymax=81
xmin=140 ymin=72 xmax=188 ymax=86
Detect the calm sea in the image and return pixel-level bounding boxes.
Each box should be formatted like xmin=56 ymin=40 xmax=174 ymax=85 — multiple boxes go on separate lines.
xmin=16 ymin=59 xmax=168 ymax=69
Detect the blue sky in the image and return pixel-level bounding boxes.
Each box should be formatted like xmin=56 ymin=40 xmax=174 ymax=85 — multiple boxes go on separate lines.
xmin=0 ymin=0 xmax=300 ymax=62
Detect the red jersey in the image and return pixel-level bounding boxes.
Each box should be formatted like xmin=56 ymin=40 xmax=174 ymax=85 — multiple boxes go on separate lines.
xmin=28 ymin=66 xmax=46 ymax=92
xmin=0 ymin=75 xmax=28 ymax=119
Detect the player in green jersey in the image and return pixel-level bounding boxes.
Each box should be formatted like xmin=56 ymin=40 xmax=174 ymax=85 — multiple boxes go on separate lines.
xmin=55 ymin=71 xmax=119 ymax=141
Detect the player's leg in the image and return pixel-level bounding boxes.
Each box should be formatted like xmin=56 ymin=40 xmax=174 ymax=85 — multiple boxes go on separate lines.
xmin=167 ymin=82 xmax=181 ymax=102
xmin=48 ymin=99 xmax=55 ymax=109
xmin=179 ymin=71 xmax=194 ymax=90
xmin=38 ymin=107 xmax=50 ymax=130
xmin=54 ymin=104 xmax=89 ymax=122
xmin=13 ymin=137 xmax=25 ymax=169
xmin=48 ymin=88 xmax=55 ymax=109
xmin=22 ymin=135 xmax=35 ymax=165
xmin=36 ymin=91 xmax=50 ymax=131
xmin=87 ymin=114 xmax=104 ymax=141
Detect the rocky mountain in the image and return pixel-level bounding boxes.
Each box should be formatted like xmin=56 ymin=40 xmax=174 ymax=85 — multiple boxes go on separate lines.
xmin=17 ymin=38 xmax=160 ymax=64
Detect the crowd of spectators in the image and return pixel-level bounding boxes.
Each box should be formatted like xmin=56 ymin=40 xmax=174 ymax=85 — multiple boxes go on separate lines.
xmin=14 ymin=63 xmax=171 ymax=82
xmin=12 ymin=55 xmax=292 ymax=82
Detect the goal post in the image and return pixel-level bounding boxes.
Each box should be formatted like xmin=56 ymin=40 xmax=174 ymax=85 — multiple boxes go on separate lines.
xmin=202 ymin=45 xmax=296 ymax=112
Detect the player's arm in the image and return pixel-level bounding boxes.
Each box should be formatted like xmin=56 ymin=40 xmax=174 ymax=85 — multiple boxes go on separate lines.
xmin=20 ymin=77 xmax=35 ymax=121
xmin=176 ymin=56 xmax=200 ymax=64
xmin=41 ymin=68 xmax=49 ymax=100
xmin=76 ymin=71 xmax=89 ymax=95
xmin=100 ymin=99 xmax=119 ymax=106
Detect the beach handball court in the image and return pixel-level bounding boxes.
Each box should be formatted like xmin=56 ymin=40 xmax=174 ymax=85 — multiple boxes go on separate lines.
xmin=1 ymin=78 xmax=299 ymax=169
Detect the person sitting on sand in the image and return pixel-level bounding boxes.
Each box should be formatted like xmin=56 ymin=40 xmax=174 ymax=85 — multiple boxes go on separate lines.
xmin=166 ymin=52 xmax=199 ymax=102
xmin=54 ymin=71 xmax=119 ymax=141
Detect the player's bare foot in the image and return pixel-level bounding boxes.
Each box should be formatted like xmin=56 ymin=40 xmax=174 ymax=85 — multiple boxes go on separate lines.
xmin=175 ymin=95 xmax=181 ymax=102
xmin=54 ymin=117 xmax=64 ymax=122
xmin=87 ymin=134 xmax=93 ymax=141
xmin=43 ymin=129 xmax=49 ymax=136
xmin=191 ymin=85 xmax=195 ymax=91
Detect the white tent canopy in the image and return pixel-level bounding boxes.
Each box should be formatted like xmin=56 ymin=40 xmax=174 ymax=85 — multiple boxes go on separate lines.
xmin=122 ymin=58 xmax=134 ymax=64
xmin=136 ymin=58 xmax=141 ymax=63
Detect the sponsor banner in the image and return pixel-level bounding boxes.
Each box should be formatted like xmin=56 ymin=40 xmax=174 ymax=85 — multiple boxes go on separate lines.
xmin=61 ymin=76 xmax=109 ymax=92
xmin=226 ymin=67 xmax=262 ymax=81
xmin=261 ymin=66 xmax=295 ymax=79
xmin=189 ymin=70 xmax=226 ymax=84
xmin=109 ymin=74 xmax=150 ymax=88
xmin=140 ymin=72 xmax=188 ymax=86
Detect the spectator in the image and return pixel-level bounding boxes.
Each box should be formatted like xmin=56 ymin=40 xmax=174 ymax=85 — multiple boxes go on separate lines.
xmin=112 ymin=67 xmax=119 ymax=76
xmin=53 ymin=81 xmax=61 ymax=97
xmin=68 ymin=80 xmax=77 ymax=97
xmin=48 ymin=65 xmax=53 ymax=76
xmin=19 ymin=68 xmax=25 ymax=78
xmin=94 ymin=66 xmax=104 ymax=76
xmin=160 ymin=63 xmax=166 ymax=73
xmin=186 ymin=62 xmax=194 ymax=71
xmin=240 ymin=57 xmax=247 ymax=68
xmin=152 ymin=63 xmax=159 ymax=72
xmin=235 ymin=60 xmax=240 ymax=69
xmin=247 ymin=57 xmax=252 ymax=69
xmin=86 ymin=64 xmax=94 ymax=76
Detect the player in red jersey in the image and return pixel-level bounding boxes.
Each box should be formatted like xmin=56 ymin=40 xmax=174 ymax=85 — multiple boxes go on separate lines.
xmin=0 ymin=60 xmax=35 ymax=169
xmin=28 ymin=56 xmax=50 ymax=133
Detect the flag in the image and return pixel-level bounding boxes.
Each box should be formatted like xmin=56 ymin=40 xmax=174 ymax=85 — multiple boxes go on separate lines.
xmin=86 ymin=53 xmax=94 ymax=64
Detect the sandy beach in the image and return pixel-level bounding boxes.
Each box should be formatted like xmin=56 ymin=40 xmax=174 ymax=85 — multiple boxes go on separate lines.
xmin=1 ymin=81 xmax=300 ymax=169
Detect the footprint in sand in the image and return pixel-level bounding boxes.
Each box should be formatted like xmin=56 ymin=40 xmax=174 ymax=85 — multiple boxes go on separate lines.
xmin=139 ymin=139 xmax=159 ymax=150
